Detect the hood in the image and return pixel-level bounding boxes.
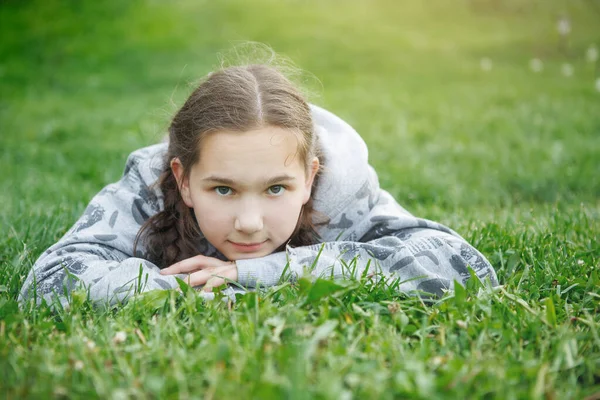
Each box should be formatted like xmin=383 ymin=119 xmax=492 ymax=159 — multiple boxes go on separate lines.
xmin=310 ymin=104 xmax=378 ymax=223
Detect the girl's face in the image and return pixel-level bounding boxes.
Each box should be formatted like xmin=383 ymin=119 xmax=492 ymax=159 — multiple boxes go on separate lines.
xmin=172 ymin=126 xmax=319 ymax=261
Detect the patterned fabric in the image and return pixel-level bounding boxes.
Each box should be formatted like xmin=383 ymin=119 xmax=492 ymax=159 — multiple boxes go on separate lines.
xmin=19 ymin=105 xmax=498 ymax=307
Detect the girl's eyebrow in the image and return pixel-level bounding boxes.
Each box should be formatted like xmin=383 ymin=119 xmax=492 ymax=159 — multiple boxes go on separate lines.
xmin=202 ymin=175 xmax=296 ymax=186
xmin=202 ymin=176 xmax=236 ymax=185
xmin=265 ymin=174 xmax=296 ymax=186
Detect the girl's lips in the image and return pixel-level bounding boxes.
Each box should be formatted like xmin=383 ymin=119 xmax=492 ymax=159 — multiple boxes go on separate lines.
xmin=229 ymin=240 xmax=267 ymax=253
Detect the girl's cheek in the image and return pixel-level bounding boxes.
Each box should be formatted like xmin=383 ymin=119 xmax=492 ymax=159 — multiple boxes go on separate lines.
xmin=195 ymin=197 xmax=231 ymax=224
xmin=267 ymin=198 xmax=303 ymax=221
xmin=200 ymin=206 xmax=230 ymax=224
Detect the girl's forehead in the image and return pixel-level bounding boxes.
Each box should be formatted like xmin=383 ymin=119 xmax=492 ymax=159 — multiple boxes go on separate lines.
xmin=205 ymin=125 xmax=299 ymax=144
xmin=196 ymin=126 xmax=305 ymax=175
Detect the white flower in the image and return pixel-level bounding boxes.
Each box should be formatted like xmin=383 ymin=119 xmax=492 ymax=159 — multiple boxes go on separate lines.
xmin=344 ymin=373 xmax=361 ymax=388
xmin=557 ymin=17 xmax=571 ymax=36
xmin=480 ymin=57 xmax=493 ymax=72
xmin=595 ymin=78 xmax=600 ymax=92
xmin=586 ymin=45 xmax=598 ymax=63
xmin=561 ymin=63 xmax=574 ymax=77
xmin=529 ymin=58 xmax=543 ymax=73
xmin=82 ymin=337 xmax=95 ymax=350
xmin=112 ymin=331 xmax=127 ymax=344
xmin=74 ymin=360 xmax=84 ymax=371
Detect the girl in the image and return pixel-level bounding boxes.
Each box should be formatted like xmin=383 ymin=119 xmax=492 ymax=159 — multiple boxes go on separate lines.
xmin=20 ymin=64 xmax=498 ymax=307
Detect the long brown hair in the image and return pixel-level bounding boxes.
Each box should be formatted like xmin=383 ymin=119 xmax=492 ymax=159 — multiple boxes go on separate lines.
xmin=134 ymin=64 xmax=325 ymax=268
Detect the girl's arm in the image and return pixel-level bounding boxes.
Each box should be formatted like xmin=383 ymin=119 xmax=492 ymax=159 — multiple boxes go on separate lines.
xmin=235 ymin=189 xmax=499 ymax=298
xmin=19 ymin=145 xmax=185 ymax=307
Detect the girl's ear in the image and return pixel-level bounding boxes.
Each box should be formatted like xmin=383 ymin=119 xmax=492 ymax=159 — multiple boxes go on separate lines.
xmin=302 ymin=157 xmax=320 ymax=204
xmin=170 ymin=158 xmax=194 ymax=208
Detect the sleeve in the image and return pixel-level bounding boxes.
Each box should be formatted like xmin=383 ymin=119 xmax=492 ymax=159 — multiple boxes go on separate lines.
xmin=235 ymin=189 xmax=499 ymax=298
xmin=18 ymin=146 xmax=186 ymax=308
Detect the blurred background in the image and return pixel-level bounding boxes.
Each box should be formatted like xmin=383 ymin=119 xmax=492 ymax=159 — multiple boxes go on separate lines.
xmin=2 ymin=3 xmax=599 ymax=396
xmin=1 ymin=0 xmax=599 ymax=226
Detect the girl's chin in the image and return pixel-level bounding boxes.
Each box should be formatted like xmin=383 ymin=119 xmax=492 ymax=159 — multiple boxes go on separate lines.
xmin=226 ymin=252 xmax=269 ymax=261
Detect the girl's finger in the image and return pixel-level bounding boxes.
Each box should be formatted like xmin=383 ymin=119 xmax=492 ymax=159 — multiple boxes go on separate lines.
xmin=187 ymin=265 xmax=236 ymax=289
xmin=203 ymin=267 xmax=237 ymax=292
xmin=185 ymin=270 xmax=210 ymax=287
xmin=161 ymin=254 xmax=211 ymax=275
xmin=202 ymin=277 xmax=226 ymax=292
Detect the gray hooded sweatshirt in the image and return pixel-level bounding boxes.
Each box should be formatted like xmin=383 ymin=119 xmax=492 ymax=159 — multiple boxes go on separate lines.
xmin=19 ymin=105 xmax=498 ymax=307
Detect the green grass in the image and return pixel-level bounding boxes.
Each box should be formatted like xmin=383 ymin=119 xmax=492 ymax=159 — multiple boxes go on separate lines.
xmin=1 ymin=0 xmax=599 ymax=398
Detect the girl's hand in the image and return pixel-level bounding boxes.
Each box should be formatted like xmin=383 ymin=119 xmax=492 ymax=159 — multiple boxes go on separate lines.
xmin=160 ymin=255 xmax=238 ymax=293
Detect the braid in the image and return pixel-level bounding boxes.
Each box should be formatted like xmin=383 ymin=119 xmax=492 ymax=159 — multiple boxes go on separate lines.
xmin=134 ymin=168 xmax=202 ymax=268
xmin=283 ymin=170 xmax=328 ymax=250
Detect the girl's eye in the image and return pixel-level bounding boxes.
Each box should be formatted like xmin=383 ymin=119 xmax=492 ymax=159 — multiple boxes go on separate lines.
xmin=215 ymin=186 xmax=233 ymax=196
xmin=267 ymin=185 xmax=286 ymax=196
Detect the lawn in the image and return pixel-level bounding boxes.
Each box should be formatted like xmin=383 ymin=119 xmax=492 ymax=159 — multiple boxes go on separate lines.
xmin=1 ymin=0 xmax=599 ymax=398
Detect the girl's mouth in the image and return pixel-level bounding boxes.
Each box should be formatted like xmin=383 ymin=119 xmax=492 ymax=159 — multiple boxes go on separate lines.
xmin=228 ymin=240 xmax=267 ymax=253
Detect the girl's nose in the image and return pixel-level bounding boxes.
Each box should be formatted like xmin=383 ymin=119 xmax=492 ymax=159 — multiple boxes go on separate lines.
xmin=234 ymin=207 xmax=264 ymax=234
